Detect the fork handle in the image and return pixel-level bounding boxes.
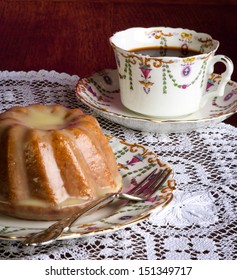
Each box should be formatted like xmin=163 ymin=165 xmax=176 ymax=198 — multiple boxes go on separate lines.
xmin=23 ymin=193 xmax=119 ymax=246
xmin=63 ymin=192 xmax=120 ymax=230
xmin=63 ymin=192 xmax=143 ymax=231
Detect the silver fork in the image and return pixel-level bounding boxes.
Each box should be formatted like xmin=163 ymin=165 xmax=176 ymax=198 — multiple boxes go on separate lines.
xmin=22 ymin=167 xmax=172 ymax=246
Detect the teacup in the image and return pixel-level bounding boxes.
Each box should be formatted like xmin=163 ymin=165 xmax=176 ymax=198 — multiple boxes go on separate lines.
xmin=110 ymin=27 xmax=234 ymax=118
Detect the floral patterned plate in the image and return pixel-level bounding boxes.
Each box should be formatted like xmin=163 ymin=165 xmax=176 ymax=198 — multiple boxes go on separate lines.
xmin=0 ymin=136 xmax=176 ymax=242
xmin=76 ymin=69 xmax=237 ymax=133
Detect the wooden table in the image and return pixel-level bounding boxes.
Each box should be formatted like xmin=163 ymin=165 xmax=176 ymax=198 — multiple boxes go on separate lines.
xmin=0 ymin=0 xmax=236 ymax=126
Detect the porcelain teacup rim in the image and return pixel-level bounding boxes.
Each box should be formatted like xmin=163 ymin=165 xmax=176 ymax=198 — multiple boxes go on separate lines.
xmin=110 ymin=26 xmax=220 ymax=59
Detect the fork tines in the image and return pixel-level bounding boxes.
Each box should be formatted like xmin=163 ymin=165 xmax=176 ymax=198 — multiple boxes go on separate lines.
xmin=127 ymin=167 xmax=172 ymax=199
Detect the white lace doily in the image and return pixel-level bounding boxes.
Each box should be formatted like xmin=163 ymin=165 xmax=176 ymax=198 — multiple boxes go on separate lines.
xmin=0 ymin=70 xmax=236 ymax=260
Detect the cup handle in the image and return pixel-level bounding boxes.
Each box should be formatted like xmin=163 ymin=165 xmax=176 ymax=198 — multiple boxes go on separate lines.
xmin=206 ymin=55 xmax=234 ymax=96
xmin=200 ymin=55 xmax=234 ymax=108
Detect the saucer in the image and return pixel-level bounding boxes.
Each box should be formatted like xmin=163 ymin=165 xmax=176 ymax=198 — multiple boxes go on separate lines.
xmin=76 ymin=69 xmax=237 ymax=133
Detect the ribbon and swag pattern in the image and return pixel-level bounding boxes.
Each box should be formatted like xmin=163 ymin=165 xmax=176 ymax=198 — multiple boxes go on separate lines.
xmin=162 ymin=58 xmax=208 ymax=94
xmin=117 ymin=50 xmax=208 ymax=95
xmin=117 ymin=52 xmax=173 ymax=94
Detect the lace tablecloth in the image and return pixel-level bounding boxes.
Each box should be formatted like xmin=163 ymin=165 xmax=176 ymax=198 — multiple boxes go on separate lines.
xmin=0 ymin=70 xmax=236 ymax=260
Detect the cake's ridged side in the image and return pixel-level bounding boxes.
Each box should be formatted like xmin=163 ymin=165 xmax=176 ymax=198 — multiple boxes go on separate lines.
xmin=0 ymin=122 xmax=11 ymax=201
xmin=1 ymin=125 xmax=30 ymax=203
xmin=74 ymin=115 xmax=122 ymax=191
xmin=51 ymin=130 xmax=95 ymax=199
xmin=79 ymin=115 xmax=121 ymax=177
xmin=24 ymin=129 xmax=68 ymax=205
xmin=0 ymin=123 xmax=28 ymax=202
xmin=68 ymin=116 xmax=122 ymax=194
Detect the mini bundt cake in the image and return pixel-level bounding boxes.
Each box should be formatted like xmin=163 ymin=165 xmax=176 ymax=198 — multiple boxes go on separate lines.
xmin=0 ymin=104 xmax=122 ymax=220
